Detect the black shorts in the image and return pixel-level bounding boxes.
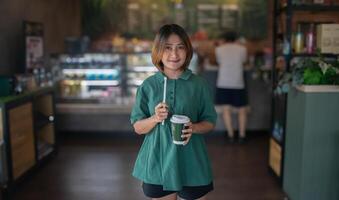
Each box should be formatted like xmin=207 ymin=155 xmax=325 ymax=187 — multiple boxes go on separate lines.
xmin=142 ymin=182 xmax=214 ymax=200
xmin=215 ymin=87 xmax=248 ymax=107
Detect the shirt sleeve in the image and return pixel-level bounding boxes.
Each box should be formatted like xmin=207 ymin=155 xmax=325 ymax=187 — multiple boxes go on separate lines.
xmin=130 ymin=84 xmax=150 ymax=125
xmin=198 ymin=79 xmax=217 ymax=125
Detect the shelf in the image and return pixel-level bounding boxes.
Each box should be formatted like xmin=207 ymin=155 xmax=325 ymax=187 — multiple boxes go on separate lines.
xmin=291 ymin=53 xmax=339 ymax=57
xmin=275 ymin=53 xmax=339 ymax=58
xmin=125 ymin=51 xmax=151 ymax=55
xmin=37 ymin=142 xmax=54 ymax=160
xmin=271 ymin=135 xmax=283 ymax=146
xmin=35 ymin=112 xmax=53 ymax=130
xmin=63 ymin=80 xmax=120 ymax=86
xmin=278 ymin=4 xmax=339 ymax=14
xmin=291 ymin=4 xmax=339 ymax=12
xmin=62 ymin=68 xmax=120 ymax=74
xmin=127 ymin=66 xmax=157 ymax=72
xmin=127 ymin=80 xmax=144 ymax=86
xmin=83 ymin=80 xmax=120 ymax=86
xmin=276 ymin=53 xmax=339 ymax=58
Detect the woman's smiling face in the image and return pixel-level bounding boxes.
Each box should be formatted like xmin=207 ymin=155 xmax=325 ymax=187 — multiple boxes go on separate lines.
xmin=161 ymin=34 xmax=187 ymax=72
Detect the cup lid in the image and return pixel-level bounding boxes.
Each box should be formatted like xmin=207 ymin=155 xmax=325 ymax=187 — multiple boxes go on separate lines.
xmin=170 ymin=114 xmax=190 ymax=124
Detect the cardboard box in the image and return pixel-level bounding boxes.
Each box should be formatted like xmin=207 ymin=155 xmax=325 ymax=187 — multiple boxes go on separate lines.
xmin=316 ymin=24 xmax=339 ymax=54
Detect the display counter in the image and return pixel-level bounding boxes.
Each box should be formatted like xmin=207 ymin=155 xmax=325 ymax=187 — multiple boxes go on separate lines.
xmin=56 ymin=52 xmax=201 ymax=132
xmin=204 ymin=69 xmax=272 ymax=132
xmin=283 ymin=86 xmax=339 ymax=200
xmin=56 ymin=51 xmax=270 ymax=132
xmin=56 ymin=52 xmax=154 ymax=132
xmin=56 ymin=71 xmax=271 ymax=132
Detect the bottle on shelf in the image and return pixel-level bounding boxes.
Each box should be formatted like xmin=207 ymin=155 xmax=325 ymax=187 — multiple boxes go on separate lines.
xmin=294 ymin=24 xmax=305 ymax=53
xmin=283 ymin=36 xmax=291 ymax=55
xmin=306 ymin=23 xmax=315 ymax=54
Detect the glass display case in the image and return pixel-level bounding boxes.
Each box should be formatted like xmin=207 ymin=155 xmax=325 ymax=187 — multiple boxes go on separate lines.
xmin=125 ymin=51 xmax=198 ymax=103
xmin=58 ymin=53 xmax=122 ymax=103
xmin=55 ymin=51 xmax=200 ymax=132
xmin=126 ymin=52 xmax=157 ymax=102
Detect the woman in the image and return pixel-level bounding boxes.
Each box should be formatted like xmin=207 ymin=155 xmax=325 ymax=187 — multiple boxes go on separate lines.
xmin=130 ymin=24 xmax=217 ymax=200
xmin=214 ymin=31 xmax=249 ymax=144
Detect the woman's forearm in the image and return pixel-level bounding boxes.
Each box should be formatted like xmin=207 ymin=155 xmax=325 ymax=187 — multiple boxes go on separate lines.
xmin=192 ymin=121 xmax=215 ymax=134
xmin=133 ymin=115 xmax=159 ymax=135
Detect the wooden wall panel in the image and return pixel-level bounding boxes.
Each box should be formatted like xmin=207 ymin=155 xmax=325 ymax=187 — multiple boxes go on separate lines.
xmin=0 ymin=0 xmax=81 ymax=75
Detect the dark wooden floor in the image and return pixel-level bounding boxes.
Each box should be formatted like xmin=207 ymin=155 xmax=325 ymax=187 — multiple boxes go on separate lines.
xmin=9 ymin=132 xmax=286 ymax=200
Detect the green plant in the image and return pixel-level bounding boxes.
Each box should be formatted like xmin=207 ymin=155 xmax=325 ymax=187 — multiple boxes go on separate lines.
xmin=275 ymin=57 xmax=339 ymax=95
xmin=81 ymin=0 xmax=127 ymax=39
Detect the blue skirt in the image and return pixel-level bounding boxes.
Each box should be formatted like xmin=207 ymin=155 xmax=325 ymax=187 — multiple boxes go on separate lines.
xmin=215 ymin=87 xmax=248 ymax=107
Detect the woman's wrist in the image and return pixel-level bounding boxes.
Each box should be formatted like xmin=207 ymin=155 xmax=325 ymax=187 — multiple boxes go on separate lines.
xmin=150 ymin=115 xmax=160 ymax=124
xmin=191 ymin=123 xmax=196 ymax=133
xmin=191 ymin=121 xmax=214 ymax=134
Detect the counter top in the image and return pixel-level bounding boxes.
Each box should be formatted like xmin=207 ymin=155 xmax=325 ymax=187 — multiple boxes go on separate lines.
xmin=0 ymin=86 xmax=55 ymax=104
xmin=296 ymin=85 xmax=339 ymax=93
xmin=56 ymin=103 xmax=133 ymax=114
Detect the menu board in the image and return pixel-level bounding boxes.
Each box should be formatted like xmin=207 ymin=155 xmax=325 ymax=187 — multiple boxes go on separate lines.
xmin=197 ymin=4 xmax=219 ymax=28
xmin=174 ymin=8 xmax=186 ymax=28
xmin=150 ymin=4 xmax=163 ymax=32
xmin=127 ymin=3 xmax=142 ymax=34
xmin=186 ymin=8 xmax=197 ymax=33
xmin=24 ymin=21 xmax=44 ymax=70
xmin=220 ymin=4 xmax=239 ymax=30
xmin=240 ymin=0 xmax=267 ymax=39
xmin=197 ymin=4 xmax=220 ymax=37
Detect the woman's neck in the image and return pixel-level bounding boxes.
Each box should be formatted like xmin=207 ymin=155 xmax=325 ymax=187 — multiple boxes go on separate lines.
xmin=163 ymin=68 xmax=184 ymax=79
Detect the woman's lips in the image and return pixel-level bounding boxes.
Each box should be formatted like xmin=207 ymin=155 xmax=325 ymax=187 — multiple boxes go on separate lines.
xmin=168 ymin=60 xmax=180 ymax=63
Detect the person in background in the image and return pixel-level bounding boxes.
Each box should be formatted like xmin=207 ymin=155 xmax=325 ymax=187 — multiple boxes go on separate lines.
xmin=130 ymin=24 xmax=217 ymax=200
xmin=215 ymin=31 xmax=249 ymax=144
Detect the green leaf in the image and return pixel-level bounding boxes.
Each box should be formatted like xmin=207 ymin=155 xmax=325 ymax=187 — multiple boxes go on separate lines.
xmin=303 ymin=68 xmax=323 ymax=85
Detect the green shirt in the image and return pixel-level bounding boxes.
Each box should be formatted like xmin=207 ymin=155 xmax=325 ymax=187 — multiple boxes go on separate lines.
xmin=130 ymin=69 xmax=217 ymax=191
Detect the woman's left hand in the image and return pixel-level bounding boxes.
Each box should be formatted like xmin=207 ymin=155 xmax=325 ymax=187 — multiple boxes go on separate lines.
xmin=182 ymin=122 xmax=193 ymax=145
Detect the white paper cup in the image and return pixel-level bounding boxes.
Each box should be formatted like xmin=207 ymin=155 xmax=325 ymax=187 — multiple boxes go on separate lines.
xmin=170 ymin=115 xmax=190 ymax=145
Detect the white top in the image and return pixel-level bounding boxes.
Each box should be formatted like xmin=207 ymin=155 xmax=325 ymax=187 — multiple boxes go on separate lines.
xmin=215 ymin=43 xmax=247 ymax=89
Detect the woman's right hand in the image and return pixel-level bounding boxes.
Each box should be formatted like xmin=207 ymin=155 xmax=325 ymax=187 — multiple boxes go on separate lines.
xmin=153 ymin=102 xmax=168 ymax=123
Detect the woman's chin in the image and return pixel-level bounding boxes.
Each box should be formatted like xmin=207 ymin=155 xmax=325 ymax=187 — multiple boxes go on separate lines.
xmin=165 ymin=63 xmax=184 ymax=70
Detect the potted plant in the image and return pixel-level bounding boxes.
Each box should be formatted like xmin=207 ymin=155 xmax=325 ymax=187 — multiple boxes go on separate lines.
xmin=274 ymin=56 xmax=339 ymax=95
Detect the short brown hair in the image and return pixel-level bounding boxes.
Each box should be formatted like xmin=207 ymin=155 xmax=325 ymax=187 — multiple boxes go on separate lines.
xmin=151 ymin=24 xmax=193 ymax=71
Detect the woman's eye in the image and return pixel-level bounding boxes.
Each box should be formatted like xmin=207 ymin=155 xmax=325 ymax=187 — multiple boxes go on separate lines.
xmin=165 ymin=46 xmax=172 ymax=50
xmin=178 ymin=46 xmax=185 ymax=50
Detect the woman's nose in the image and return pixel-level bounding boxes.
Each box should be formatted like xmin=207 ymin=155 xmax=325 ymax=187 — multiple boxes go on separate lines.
xmin=170 ymin=48 xmax=178 ymax=56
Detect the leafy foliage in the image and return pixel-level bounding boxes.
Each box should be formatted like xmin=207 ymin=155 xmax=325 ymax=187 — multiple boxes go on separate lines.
xmin=81 ymin=0 xmax=127 ymax=39
xmin=275 ymin=57 xmax=339 ymax=95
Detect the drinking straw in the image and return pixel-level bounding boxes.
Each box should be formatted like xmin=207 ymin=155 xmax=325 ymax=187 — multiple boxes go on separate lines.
xmin=162 ymin=77 xmax=167 ymax=125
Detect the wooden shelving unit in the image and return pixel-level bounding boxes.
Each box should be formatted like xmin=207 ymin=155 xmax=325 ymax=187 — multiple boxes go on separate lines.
xmin=270 ymin=0 xmax=339 ymax=184
xmin=0 ymin=87 xmax=57 ymax=196
xmin=8 ymin=103 xmax=35 ymax=180
xmin=33 ymin=94 xmax=55 ymax=161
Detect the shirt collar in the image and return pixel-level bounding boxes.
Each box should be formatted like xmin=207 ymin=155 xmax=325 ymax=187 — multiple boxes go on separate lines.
xmin=156 ymin=69 xmax=192 ymax=82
